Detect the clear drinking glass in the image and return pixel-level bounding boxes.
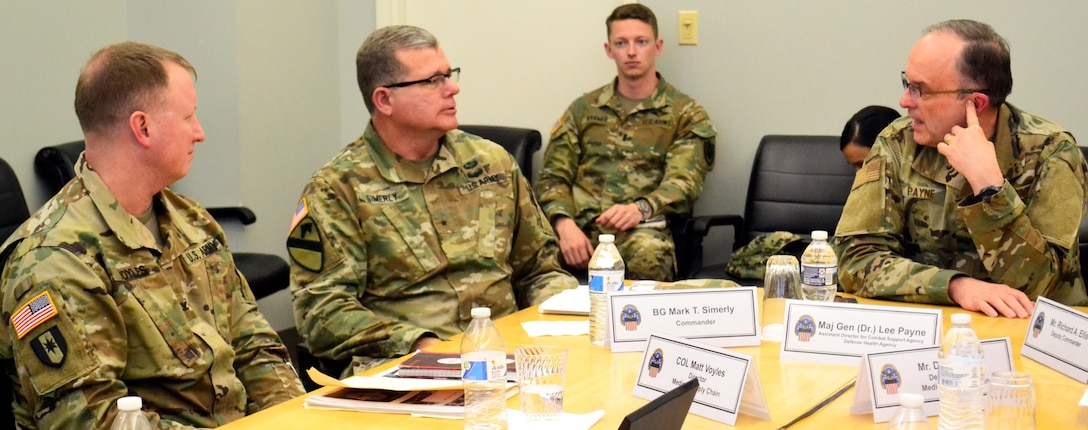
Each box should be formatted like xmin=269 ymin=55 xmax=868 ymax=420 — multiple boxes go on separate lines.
xmin=514 ymin=345 xmax=568 ymax=421
xmin=763 ymin=255 xmax=801 ymax=342
xmin=985 ymin=371 xmax=1034 ymax=430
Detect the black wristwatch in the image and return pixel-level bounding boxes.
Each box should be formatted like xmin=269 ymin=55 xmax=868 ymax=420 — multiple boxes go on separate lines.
xmin=635 ymin=199 xmax=652 ymax=220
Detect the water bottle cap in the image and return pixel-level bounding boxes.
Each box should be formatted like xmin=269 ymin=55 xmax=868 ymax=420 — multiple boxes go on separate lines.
xmin=599 ymin=234 xmax=615 ymax=243
xmin=470 ymin=307 xmax=491 ymax=319
xmin=811 ymin=230 xmax=828 ymax=240
xmin=117 ymin=396 xmax=142 ymax=411
xmin=951 ymin=313 xmax=971 ymax=325
xmin=899 ymin=392 xmax=924 ymax=408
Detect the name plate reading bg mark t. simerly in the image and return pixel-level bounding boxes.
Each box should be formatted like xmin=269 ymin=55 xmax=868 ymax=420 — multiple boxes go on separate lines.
xmin=608 ymin=287 xmax=760 ymax=352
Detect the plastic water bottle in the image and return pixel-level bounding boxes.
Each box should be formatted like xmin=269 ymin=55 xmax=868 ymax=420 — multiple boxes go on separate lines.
xmin=110 ymin=396 xmax=152 ymax=430
xmin=461 ymin=307 xmax=508 ymax=430
xmin=800 ymin=230 xmax=837 ymax=301
xmin=938 ymin=313 xmax=984 ymax=429
xmin=588 ymin=234 xmax=625 ymax=346
xmin=887 ymin=392 xmax=931 ymax=429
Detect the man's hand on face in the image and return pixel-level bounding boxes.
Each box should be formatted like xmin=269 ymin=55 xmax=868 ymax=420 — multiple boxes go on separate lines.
xmin=937 ymin=100 xmax=1005 ymax=194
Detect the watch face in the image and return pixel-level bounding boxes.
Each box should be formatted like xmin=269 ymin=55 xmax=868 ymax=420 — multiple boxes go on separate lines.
xmin=637 ymin=200 xmax=651 ymax=216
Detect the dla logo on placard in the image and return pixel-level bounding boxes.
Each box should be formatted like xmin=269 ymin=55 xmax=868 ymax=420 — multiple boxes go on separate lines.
xmin=648 ymin=348 xmax=664 ymax=377
xmin=1033 ymin=312 xmax=1045 ymax=338
xmin=794 ymin=314 xmax=816 ymax=342
xmin=880 ymin=363 xmax=902 ymax=395
xmin=620 ymin=304 xmax=642 ymax=331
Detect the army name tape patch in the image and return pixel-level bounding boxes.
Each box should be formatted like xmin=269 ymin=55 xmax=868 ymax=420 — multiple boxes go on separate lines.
xmin=13 ymin=291 xmax=58 ymax=339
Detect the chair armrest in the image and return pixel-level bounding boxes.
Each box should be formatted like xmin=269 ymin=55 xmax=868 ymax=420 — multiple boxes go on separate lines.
xmin=688 ymin=214 xmax=744 ymax=241
xmin=206 ymin=206 xmax=257 ymax=225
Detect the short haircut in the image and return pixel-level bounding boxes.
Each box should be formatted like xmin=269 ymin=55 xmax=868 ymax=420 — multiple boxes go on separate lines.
xmin=840 ymin=106 xmax=900 ymax=150
xmin=74 ymin=42 xmax=195 ymax=135
xmin=924 ymin=19 xmax=1013 ymax=107
xmin=606 ymin=4 xmax=658 ymax=40
xmin=356 ymin=25 xmax=439 ymax=114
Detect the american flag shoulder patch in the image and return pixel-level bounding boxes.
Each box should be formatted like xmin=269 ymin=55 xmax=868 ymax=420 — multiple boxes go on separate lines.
xmin=852 ymin=159 xmax=882 ymax=190
xmin=13 ymin=291 xmax=58 ymax=339
xmin=289 ymin=198 xmax=309 ymax=232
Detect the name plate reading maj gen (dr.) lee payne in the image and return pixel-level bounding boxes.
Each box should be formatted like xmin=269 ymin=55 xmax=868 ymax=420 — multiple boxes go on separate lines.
xmin=608 ymin=287 xmax=760 ymax=352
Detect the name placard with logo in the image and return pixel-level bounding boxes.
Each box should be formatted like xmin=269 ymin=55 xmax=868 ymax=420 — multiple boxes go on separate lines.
xmin=780 ymin=301 xmax=942 ymax=365
xmin=607 ymin=287 xmax=759 ymax=352
xmin=1022 ymin=297 xmax=1088 ymax=383
xmin=850 ymin=338 xmax=1013 ymax=422
xmin=633 ymin=332 xmax=769 ymax=426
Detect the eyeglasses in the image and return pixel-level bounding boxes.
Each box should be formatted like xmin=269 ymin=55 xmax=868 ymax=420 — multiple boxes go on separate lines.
xmin=383 ymin=68 xmax=460 ymax=90
xmin=901 ymin=71 xmax=985 ymax=102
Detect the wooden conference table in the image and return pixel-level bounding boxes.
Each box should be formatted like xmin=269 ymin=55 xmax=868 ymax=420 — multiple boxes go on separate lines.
xmin=222 ymin=292 xmax=1088 ymax=429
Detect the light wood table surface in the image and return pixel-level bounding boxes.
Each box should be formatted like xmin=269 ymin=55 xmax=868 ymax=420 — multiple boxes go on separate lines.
xmin=221 ymin=292 xmax=1088 ymax=429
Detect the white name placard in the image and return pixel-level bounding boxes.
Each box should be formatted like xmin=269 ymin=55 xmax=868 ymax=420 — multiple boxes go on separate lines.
xmin=608 ymin=287 xmax=760 ymax=352
xmin=851 ymin=338 xmax=1013 ymax=422
xmin=780 ymin=300 xmax=942 ymax=364
xmin=1022 ymin=297 xmax=1088 ymax=383
xmin=633 ymin=332 xmax=769 ymax=425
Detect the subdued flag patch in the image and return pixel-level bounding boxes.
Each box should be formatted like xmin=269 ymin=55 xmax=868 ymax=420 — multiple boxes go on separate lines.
xmin=287 ymin=217 xmax=324 ymax=272
xmin=852 ymin=159 xmax=882 ymax=190
xmin=13 ymin=291 xmax=58 ymax=339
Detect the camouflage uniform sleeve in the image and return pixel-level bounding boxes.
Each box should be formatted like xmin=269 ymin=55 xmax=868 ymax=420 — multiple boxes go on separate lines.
xmin=288 ymin=176 xmax=433 ymax=362
xmin=226 ymin=258 xmax=304 ymax=412
xmin=536 ymin=106 xmax=581 ymax=223
xmin=644 ymin=101 xmax=716 ymax=217
xmin=506 ymin=163 xmax=578 ymax=307
xmin=1 ymin=248 xmax=197 ymax=429
xmin=833 ymin=138 xmax=962 ymax=304
xmin=958 ymin=136 xmax=1087 ymax=302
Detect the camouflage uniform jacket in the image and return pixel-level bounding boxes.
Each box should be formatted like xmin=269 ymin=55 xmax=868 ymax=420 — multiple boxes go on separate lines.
xmin=536 ymin=74 xmax=716 ymax=229
xmin=833 ymin=103 xmax=1088 ymax=306
xmin=0 ymin=157 xmax=303 ymax=429
xmin=287 ymin=124 xmax=576 ymax=372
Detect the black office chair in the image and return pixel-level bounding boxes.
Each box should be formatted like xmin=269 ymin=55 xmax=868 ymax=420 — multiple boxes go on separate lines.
xmin=34 ymin=141 xmax=290 ymax=300
xmin=458 ymin=125 xmax=541 ymax=181
xmin=0 ymin=155 xmax=27 ymax=428
xmin=677 ymin=135 xmax=855 ymax=281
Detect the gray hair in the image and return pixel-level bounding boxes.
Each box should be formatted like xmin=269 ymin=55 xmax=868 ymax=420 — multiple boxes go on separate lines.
xmin=356 ymin=25 xmax=439 ymax=113
xmin=924 ymin=19 xmax=1012 ymax=106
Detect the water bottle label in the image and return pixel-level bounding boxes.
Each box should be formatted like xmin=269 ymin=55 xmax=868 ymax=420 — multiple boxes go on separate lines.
xmin=463 ymin=360 xmax=489 ymax=381
xmin=589 ymin=270 xmax=624 ymax=292
xmin=800 ymin=264 xmax=836 ymax=287
xmin=937 ymin=360 xmax=984 ymax=389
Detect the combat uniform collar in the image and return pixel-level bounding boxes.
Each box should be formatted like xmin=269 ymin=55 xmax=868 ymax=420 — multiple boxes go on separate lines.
xmin=362 ymin=122 xmax=459 ymax=184
xmin=78 ymin=155 xmax=202 ymax=253
xmin=910 ymin=103 xmax=1017 ymax=193
xmin=593 ymin=72 xmax=672 ymax=115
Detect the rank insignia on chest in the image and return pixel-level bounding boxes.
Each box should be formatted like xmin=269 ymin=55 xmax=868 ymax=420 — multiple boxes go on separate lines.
xmin=31 ymin=326 xmax=68 ymax=367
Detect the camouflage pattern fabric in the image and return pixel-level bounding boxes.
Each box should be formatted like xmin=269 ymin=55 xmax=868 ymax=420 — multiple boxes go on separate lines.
xmin=833 ymin=103 xmax=1088 ymax=306
xmin=726 ymin=232 xmax=804 ymax=280
xmin=536 ymin=74 xmax=717 ymax=281
xmin=288 ymin=124 xmax=576 ymax=375
xmin=0 ymin=156 xmax=304 ymax=429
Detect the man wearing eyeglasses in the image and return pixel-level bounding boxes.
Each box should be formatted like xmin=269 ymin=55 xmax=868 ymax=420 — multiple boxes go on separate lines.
xmin=834 ymin=19 xmax=1088 ymax=318
xmin=287 ymin=25 xmax=576 ymax=375
xmin=537 ymin=4 xmax=717 ymax=282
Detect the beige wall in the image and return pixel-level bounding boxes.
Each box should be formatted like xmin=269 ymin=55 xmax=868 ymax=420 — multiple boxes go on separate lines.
xmin=2 ymin=1 xmax=1087 ymax=328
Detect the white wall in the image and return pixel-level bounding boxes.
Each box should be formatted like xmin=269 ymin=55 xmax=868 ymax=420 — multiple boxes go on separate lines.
xmin=2 ymin=1 xmax=1087 ymax=328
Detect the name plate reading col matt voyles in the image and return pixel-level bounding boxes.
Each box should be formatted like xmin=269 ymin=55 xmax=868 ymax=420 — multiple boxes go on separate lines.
xmin=780 ymin=300 xmax=942 ymax=365
xmin=634 ymin=332 xmax=769 ymax=426
xmin=607 ymin=287 xmax=760 ymax=352
xmin=1022 ymin=297 xmax=1088 ymax=383
xmin=851 ymin=338 xmax=1013 ymax=423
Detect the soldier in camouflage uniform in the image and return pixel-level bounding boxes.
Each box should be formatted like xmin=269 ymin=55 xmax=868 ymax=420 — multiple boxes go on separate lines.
xmin=537 ymin=4 xmax=716 ymax=282
xmin=834 ymin=20 xmax=1088 ymax=318
xmin=0 ymin=42 xmax=303 ymax=429
xmin=287 ymin=26 xmax=576 ymax=375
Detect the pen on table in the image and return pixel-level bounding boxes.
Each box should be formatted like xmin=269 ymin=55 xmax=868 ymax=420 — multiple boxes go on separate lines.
xmin=776 ymin=379 xmax=856 ymax=429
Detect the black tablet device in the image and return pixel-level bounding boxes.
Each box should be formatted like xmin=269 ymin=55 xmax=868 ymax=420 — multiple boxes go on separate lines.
xmin=618 ymin=378 xmax=700 ymax=430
